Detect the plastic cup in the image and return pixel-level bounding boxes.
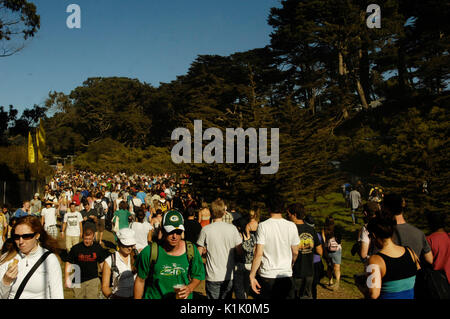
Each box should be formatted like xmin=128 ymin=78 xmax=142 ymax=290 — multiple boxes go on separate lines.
xmin=173 ymin=284 xmax=185 ymax=299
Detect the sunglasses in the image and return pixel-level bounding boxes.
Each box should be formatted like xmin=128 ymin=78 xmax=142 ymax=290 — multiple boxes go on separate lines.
xmin=13 ymin=233 xmax=37 ymax=241
xmin=168 ymin=229 xmax=183 ymax=236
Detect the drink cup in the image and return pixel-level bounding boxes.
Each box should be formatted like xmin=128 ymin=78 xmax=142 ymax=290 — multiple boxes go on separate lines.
xmin=173 ymin=284 xmax=185 ymax=299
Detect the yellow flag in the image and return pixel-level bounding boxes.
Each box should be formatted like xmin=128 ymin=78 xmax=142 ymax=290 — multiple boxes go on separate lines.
xmin=28 ymin=131 xmax=35 ymax=164
xmin=37 ymin=120 xmax=46 ymax=149
xmin=36 ymin=129 xmax=43 ymax=161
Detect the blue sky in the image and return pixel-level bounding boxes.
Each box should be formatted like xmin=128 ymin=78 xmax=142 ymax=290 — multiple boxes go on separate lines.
xmin=0 ymin=0 xmax=278 ymax=114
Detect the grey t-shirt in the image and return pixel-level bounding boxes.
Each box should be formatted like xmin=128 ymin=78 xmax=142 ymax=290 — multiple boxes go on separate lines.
xmin=197 ymin=221 xmax=242 ymax=282
xmin=393 ymin=223 xmax=431 ymax=258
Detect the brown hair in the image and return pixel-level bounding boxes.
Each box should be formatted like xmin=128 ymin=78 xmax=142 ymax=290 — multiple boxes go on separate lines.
xmin=323 ymin=215 xmax=336 ymax=240
xmin=249 ymin=208 xmax=260 ymax=222
xmin=211 ymin=199 xmax=226 ymax=219
xmin=0 ymin=216 xmax=61 ymax=265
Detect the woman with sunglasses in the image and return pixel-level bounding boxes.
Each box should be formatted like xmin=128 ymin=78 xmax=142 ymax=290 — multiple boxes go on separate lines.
xmin=0 ymin=216 xmax=64 ymax=299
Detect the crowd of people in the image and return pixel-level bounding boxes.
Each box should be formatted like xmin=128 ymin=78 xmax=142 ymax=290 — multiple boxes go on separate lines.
xmin=0 ymin=171 xmax=447 ymax=300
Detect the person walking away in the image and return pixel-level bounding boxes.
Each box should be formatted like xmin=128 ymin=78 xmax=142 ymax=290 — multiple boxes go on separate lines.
xmin=183 ymin=207 xmax=202 ymax=245
xmin=304 ymin=215 xmax=325 ymax=299
xmin=361 ymin=216 xmax=420 ymax=299
xmin=287 ymin=203 xmax=323 ymax=299
xmin=61 ymin=202 xmax=83 ymax=252
xmin=198 ymin=201 xmax=211 ymax=227
xmin=233 ymin=212 xmax=257 ymax=299
xmin=0 ymin=216 xmax=64 ymax=299
xmin=382 ymin=194 xmax=433 ymax=265
xmin=41 ymin=201 xmax=58 ymax=239
xmin=134 ymin=210 xmax=205 ymax=299
xmin=349 ymin=187 xmax=362 ymax=225
xmin=93 ymin=192 xmax=108 ymax=246
xmin=321 ymin=215 xmax=343 ymax=291
xmin=197 ymin=199 xmax=243 ymax=299
xmin=425 ymin=211 xmax=450 ymax=285
xmin=131 ymin=208 xmax=153 ymax=253
xmin=245 ymin=209 xmax=259 ymax=237
xmin=113 ymin=201 xmax=132 ymax=232
xmin=249 ymin=197 xmax=300 ymax=299
xmin=64 ymin=225 xmax=109 ymax=299
xmin=355 ymin=202 xmax=380 ymax=265
xmin=101 ymin=228 xmax=137 ymax=299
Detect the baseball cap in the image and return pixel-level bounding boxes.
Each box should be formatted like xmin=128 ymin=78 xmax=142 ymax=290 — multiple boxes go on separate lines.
xmin=116 ymin=228 xmax=136 ymax=246
xmin=34 ymin=193 xmax=39 ymax=197
xmin=162 ymin=210 xmax=185 ymax=233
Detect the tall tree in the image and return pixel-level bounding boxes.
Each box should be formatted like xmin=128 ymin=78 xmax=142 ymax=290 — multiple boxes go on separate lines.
xmin=0 ymin=0 xmax=40 ymax=57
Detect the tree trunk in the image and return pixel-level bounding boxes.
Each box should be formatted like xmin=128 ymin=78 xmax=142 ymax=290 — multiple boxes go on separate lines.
xmin=308 ymin=88 xmax=317 ymax=115
xmin=356 ymin=79 xmax=369 ymax=110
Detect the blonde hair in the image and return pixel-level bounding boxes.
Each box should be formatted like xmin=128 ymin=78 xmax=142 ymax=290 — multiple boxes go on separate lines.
xmin=211 ymin=199 xmax=226 ymax=219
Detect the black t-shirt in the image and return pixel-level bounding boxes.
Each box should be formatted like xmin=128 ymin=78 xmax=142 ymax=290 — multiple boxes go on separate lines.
xmin=184 ymin=219 xmax=202 ymax=244
xmin=293 ymin=223 xmax=321 ymax=278
xmin=172 ymin=196 xmax=184 ymax=212
xmin=67 ymin=242 xmax=109 ymax=283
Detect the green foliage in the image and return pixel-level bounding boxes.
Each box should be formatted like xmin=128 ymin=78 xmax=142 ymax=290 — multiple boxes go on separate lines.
xmin=73 ymin=138 xmax=177 ymax=175
xmin=0 ymin=144 xmax=51 ymax=180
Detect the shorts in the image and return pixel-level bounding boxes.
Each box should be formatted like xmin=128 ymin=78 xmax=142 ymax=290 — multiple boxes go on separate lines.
xmin=328 ymin=249 xmax=342 ymax=265
xmin=96 ymin=218 xmax=105 ymax=232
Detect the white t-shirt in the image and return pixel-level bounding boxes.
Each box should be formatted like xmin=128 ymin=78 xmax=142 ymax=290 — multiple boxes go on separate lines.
xmin=256 ymin=217 xmax=300 ymax=278
xmin=105 ymin=252 xmax=136 ymax=298
xmin=0 ymin=246 xmax=64 ymax=299
xmin=197 ymin=221 xmax=242 ymax=282
xmin=41 ymin=207 xmax=57 ymax=227
xmin=131 ymin=222 xmax=153 ymax=251
xmin=63 ymin=211 xmax=83 ymax=237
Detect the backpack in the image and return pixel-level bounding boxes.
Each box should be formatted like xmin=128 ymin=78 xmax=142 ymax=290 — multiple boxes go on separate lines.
xmin=327 ymin=237 xmax=340 ymax=252
xmin=397 ymin=231 xmax=450 ymax=299
xmin=93 ymin=201 xmax=105 ymax=218
xmin=147 ymin=241 xmax=195 ymax=280
xmin=109 ymin=252 xmax=120 ymax=290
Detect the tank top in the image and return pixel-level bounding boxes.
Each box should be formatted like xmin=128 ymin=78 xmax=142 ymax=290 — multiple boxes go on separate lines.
xmin=376 ymin=247 xmax=417 ymax=299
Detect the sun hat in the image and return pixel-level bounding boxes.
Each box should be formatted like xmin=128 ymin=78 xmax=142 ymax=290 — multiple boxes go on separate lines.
xmin=162 ymin=210 xmax=185 ymax=233
xmin=116 ymin=228 xmax=136 ymax=246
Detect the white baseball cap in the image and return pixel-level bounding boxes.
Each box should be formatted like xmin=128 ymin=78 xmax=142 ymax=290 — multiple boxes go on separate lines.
xmin=116 ymin=228 xmax=136 ymax=246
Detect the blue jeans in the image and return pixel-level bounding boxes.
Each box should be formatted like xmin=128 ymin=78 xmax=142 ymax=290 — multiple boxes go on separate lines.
xmin=205 ymin=280 xmax=233 ymax=299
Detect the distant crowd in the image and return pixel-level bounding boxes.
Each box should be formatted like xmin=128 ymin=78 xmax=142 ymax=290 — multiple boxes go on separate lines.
xmin=0 ymin=171 xmax=448 ymax=300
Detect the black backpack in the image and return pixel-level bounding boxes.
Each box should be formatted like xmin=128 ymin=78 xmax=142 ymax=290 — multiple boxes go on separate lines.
xmin=414 ymin=262 xmax=450 ymax=299
xmin=93 ymin=201 xmax=105 ymax=218
xmin=397 ymin=229 xmax=450 ymax=299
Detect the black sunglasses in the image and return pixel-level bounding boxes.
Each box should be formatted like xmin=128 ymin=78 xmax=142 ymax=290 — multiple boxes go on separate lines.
xmin=168 ymin=229 xmax=183 ymax=236
xmin=13 ymin=233 xmax=37 ymax=241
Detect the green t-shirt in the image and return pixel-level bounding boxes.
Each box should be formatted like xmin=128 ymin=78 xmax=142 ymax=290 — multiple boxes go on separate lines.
xmin=136 ymin=242 xmax=205 ymax=299
xmin=113 ymin=209 xmax=131 ymax=229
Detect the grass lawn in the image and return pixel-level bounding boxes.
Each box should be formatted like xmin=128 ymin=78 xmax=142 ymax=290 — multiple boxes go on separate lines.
xmin=303 ymin=192 xmax=366 ymax=298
